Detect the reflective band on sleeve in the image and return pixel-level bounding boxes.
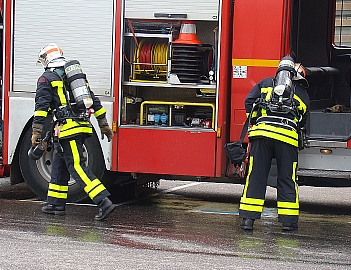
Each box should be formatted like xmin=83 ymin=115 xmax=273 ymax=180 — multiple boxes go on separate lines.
xmin=94 ymin=107 xmax=106 ymax=118
xmin=34 ymin=110 xmax=48 ymax=117
xmin=293 ymin=94 xmax=307 ymax=114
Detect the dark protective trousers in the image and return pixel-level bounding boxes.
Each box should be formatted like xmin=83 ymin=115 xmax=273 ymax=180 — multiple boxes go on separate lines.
xmin=46 ymin=134 xmax=110 ymax=206
xmin=239 ymin=138 xmax=299 ymax=223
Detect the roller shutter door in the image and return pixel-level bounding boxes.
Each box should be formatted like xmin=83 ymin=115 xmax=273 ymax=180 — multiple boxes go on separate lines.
xmin=125 ymin=0 xmax=220 ymax=21
xmin=13 ymin=0 xmax=114 ymax=96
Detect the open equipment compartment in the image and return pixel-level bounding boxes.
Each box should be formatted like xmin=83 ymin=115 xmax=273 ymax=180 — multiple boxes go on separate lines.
xmin=120 ymin=2 xmax=219 ymax=130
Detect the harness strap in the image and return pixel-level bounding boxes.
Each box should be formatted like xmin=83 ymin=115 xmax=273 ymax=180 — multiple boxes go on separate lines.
xmin=256 ymin=115 xmax=297 ymax=131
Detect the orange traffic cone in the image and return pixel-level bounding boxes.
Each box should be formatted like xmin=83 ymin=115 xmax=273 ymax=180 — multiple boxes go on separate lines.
xmin=173 ymin=20 xmax=201 ymax=45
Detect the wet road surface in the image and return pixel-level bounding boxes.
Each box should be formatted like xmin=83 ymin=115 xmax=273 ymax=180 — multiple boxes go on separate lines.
xmin=0 ymin=179 xmax=351 ymax=269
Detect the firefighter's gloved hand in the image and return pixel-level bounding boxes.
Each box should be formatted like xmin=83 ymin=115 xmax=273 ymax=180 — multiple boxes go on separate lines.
xmin=100 ymin=126 xmax=114 ymax=142
xmin=31 ymin=123 xmax=44 ymax=146
xmin=98 ymin=117 xmax=114 ymax=142
xmin=31 ymin=131 xmax=41 ymax=146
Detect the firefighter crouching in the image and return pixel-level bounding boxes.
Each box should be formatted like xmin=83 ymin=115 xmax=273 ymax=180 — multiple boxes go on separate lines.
xmin=31 ymin=43 xmax=116 ymax=221
xmin=239 ymin=55 xmax=310 ymax=231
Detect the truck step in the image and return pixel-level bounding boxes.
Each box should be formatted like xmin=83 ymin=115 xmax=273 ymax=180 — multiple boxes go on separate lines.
xmin=297 ymin=168 xmax=351 ymax=179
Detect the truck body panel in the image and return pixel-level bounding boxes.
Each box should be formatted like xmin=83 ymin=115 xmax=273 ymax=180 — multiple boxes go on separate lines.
xmin=1 ymin=0 xmax=351 ymax=201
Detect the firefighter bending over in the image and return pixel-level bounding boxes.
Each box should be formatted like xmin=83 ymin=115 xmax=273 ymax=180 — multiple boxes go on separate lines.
xmin=239 ymin=55 xmax=310 ymax=231
xmin=31 ymin=43 xmax=116 ymax=221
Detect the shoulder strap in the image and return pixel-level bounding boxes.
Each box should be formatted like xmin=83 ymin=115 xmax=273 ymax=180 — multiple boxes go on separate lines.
xmin=239 ymin=117 xmax=249 ymax=144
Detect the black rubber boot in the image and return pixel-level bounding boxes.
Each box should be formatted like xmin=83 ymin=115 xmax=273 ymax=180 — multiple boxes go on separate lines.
xmin=240 ymin=218 xmax=255 ymax=230
xmin=94 ymin=198 xmax=116 ymax=221
xmin=282 ymin=222 xmax=298 ymax=231
xmin=41 ymin=204 xmax=66 ymax=216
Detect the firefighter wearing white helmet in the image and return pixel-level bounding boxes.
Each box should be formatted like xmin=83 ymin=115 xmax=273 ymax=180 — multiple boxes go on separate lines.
xmin=31 ymin=43 xmax=116 ymax=221
xmin=238 ymin=55 xmax=310 ymax=232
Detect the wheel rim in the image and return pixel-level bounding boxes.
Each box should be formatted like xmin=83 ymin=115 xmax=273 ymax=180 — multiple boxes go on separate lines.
xmin=35 ymin=145 xmax=89 ymax=186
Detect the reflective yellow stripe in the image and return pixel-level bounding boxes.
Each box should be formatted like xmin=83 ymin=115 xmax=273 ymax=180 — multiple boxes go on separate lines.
xmin=242 ymin=155 xmax=253 ymax=198
xmin=94 ymin=107 xmax=106 ymax=118
xmin=292 ymin=161 xmax=299 ymax=203
xmin=34 ymin=110 xmax=48 ymax=117
xmin=240 ymin=197 xmax=264 ymax=206
xmin=70 ymin=140 xmax=105 ymax=200
xmin=239 ymin=204 xmax=264 ymax=212
xmin=70 ymin=140 xmax=91 ymax=186
xmin=48 ymin=190 xmax=68 ymax=199
xmin=84 ymin=179 xmax=103 ymax=193
xmin=89 ymin=184 xmax=106 ymax=199
xmin=59 ymin=119 xmax=92 ymax=138
xmin=249 ymin=124 xmax=298 ymax=147
xmin=277 ymin=201 xmax=299 ymax=209
xmin=293 ymin=94 xmax=307 ymax=114
xmin=232 ymin=58 xmax=280 ymax=67
xmin=61 ymin=119 xmax=91 ymax=129
xmin=59 ymin=127 xmax=92 ymax=138
xmin=49 ymin=183 xmax=68 ymax=192
xmin=240 ymin=155 xmax=264 ymax=213
xmin=250 ymin=123 xmax=298 ymax=138
xmin=277 ymin=209 xmax=299 ymax=216
xmin=51 ymin=80 xmax=67 ymax=105
xmin=261 ymin=87 xmax=273 ymax=100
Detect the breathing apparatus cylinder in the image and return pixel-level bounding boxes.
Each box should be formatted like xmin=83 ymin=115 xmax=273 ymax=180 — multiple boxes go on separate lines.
xmin=64 ymin=60 xmax=93 ymax=110
xmin=274 ymin=55 xmax=296 ymax=98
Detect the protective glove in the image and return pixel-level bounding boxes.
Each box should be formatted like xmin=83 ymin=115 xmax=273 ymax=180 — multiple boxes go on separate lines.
xmin=98 ymin=117 xmax=114 ymax=142
xmin=31 ymin=131 xmax=42 ymax=146
xmin=31 ymin=123 xmax=44 ymax=146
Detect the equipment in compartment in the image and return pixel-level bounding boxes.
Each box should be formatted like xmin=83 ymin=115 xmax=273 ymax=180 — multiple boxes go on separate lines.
xmin=171 ymin=44 xmax=202 ymax=83
xmin=140 ymin=101 xmax=215 ymax=129
xmin=173 ymin=20 xmax=201 ymax=45
xmin=125 ymin=19 xmax=180 ymax=35
xmin=145 ymin=104 xmax=169 ymax=125
xmin=132 ymin=39 xmax=169 ymax=82
xmin=171 ymin=44 xmax=213 ymax=84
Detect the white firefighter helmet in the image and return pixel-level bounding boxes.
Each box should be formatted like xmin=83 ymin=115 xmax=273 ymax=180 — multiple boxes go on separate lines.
xmin=36 ymin=43 xmax=66 ymax=68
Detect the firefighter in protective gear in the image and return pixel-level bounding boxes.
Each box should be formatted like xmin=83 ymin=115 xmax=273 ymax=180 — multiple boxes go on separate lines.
xmin=239 ymin=55 xmax=310 ymax=231
xmin=32 ymin=43 xmax=115 ymax=220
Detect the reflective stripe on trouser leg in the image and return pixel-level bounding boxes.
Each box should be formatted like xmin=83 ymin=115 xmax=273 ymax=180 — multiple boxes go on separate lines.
xmin=47 ymin=150 xmax=70 ymax=206
xmin=274 ymin=141 xmax=299 ymax=223
xmin=60 ymin=136 xmax=110 ymax=204
xmin=239 ymin=139 xmax=274 ymax=220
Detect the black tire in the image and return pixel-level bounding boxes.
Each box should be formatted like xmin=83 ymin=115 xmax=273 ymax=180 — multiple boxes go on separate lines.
xmin=19 ymin=124 xmax=107 ymax=202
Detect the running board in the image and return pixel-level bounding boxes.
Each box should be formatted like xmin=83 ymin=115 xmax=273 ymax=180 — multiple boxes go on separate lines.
xmin=297 ymin=168 xmax=351 ymax=179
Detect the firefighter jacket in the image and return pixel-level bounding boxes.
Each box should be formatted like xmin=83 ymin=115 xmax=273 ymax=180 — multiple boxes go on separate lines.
xmin=245 ymin=77 xmax=310 ymax=147
xmin=33 ymin=67 xmax=107 ymax=139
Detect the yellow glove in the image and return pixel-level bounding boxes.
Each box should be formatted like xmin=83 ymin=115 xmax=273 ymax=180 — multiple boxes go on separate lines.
xmin=31 ymin=131 xmax=42 ymax=146
xmin=100 ymin=126 xmax=114 ymax=142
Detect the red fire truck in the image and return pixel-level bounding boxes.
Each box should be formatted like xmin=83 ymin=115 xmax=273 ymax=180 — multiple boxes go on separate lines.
xmin=1 ymin=0 xmax=351 ymax=202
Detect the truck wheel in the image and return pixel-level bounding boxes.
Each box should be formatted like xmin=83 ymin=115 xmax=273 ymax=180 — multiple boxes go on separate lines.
xmin=19 ymin=126 xmax=106 ymax=202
